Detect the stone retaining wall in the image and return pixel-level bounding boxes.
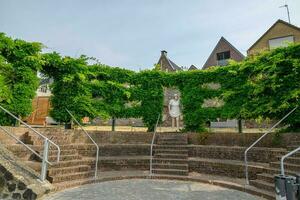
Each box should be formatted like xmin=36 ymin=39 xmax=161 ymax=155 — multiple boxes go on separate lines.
xmin=1 ymin=127 xmax=299 ymax=147
xmin=76 ymin=144 xmax=150 ymax=157
xmin=188 ymin=145 xmax=285 ymax=163
xmin=0 ymin=164 xmax=37 ymax=200
xmin=188 ymin=132 xmax=300 ymax=147
xmin=99 ymin=157 xmax=149 ymax=171
xmin=0 ymin=146 xmax=52 ymax=200
xmin=188 ymin=159 xmax=264 ymax=179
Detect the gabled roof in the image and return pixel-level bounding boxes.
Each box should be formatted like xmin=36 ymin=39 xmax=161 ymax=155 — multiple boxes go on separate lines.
xmin=157 ymin=51 xmax=182 ymax=71
xmin=202 ymin=37 xmax=245 ymax=69
xmin=168 ymin=59 xmax=182 ymax=71
xmin=248 ymin=19 xmax=300 ymax=52
xmin=188 ymin=65 xmax=197 ymax=70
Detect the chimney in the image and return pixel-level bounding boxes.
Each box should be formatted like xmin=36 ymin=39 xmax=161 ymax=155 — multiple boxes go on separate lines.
xmin=161 ymin=50 xmax=167 ymax=57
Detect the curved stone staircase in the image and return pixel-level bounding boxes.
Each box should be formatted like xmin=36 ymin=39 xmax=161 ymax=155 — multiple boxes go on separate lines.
xmin=3 ymin=128 xmax=299 ymax=200
xmin=6 ymin=129 xmax=97 ymax=191
xmin=249 ymin=141 xmax=300 ymax=198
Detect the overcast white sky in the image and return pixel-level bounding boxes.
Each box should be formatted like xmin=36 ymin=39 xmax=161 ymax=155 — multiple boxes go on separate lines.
xmin=0 ymin=0 xmax=299 ymax=70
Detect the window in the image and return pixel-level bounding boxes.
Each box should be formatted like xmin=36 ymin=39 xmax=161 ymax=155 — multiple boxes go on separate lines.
xmin=269 ymin=36 xmax=294 ymax=49
xmin=216 ymin=51 xmax=230 ymax=66
xmin=217 ymin=51 xmax=230 ymax=60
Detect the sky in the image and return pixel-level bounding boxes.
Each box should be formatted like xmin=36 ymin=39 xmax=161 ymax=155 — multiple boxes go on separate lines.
xmin=0 ymin=0 xmax=300 ymax=71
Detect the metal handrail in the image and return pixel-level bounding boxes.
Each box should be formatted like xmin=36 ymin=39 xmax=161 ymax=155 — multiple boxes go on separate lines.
xmin=280 ymin=145 xmax=300 ymax=176
xmin=149 ymin=114 xmax=160 ymax=176
xmin=66 ymin=109 xmax=99 ymax=179
xmin=0 ymin=126 xmax=52 ymax=165
xmin=244 ymin=106 xmax=298 ymax=184
xmin=0 ymin=105 xmax=61 ymax=181
xmin=0 ymin=105 xmax=61 ymax=163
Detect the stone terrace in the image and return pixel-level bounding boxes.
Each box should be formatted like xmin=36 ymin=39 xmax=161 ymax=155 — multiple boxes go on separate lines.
xmin=1 ymin=127 xmax=300 ymax=199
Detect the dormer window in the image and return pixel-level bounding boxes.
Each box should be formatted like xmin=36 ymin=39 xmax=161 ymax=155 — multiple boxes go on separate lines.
xmin=268 ymin=35 xmax=294 ymax=49
xmin=217 ymin=51 xmax=230 ymax=66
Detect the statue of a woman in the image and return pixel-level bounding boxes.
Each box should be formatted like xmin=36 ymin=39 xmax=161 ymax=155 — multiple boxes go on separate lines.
xmin=168 ymin=94 xmax=181 ymax=130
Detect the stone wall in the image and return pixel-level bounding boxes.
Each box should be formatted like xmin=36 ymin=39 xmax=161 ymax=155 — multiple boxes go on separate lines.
xmin=88 ymin=131 xmax=153 ymax=144
xmin=1 ymin=127 xmax=299 ymax=147
xmin=0 ymin=146 xmax=52 ymax=199
xmin=189 ymin=159 xmax=264 ymax=179
xmin=0 ymin=164 xmax=37 ymax=200
xmin=188 ymin=145 xmax=284 ymax=163
xmin=76 ymin=144 xmax=150 ymax=157
xmin=99 ymin=157 xmax=149 ymax=171
xmin=188 ymin=132 xmax=300 ymax=147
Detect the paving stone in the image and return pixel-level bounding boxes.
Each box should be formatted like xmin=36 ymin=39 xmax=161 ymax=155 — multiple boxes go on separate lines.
xmin=45 ymin=179 xmax=263 ymax=200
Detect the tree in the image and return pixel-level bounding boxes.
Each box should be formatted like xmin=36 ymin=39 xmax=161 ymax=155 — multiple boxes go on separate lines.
xmin=41 ymin=53 xmax=98 ymax=126
xmin=0 ymin=33 xmax=42 ymax=125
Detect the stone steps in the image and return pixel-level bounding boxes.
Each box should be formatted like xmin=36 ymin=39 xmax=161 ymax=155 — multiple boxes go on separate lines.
xmin=152 ymin=163 xmax=188 ymax=170
xmin=256 ymin=173 xmax=274 ymax=183
xmin=50 ymin=171 xmax=95 ymax=183
xmin=52 ymin=158 xmax=95 ymax=168
xmin=269 ymin=161 xmax=300 ymax=172
xmin=154 ymin=149 xmax=188 ymax=154
xmin=154 ymin=153 xmax=188 ymax=159
xmin=49 ymin=154 xmax=82 ymax=162
xmin=152 ymin=134 xmax=189 ymax=177
xmin=263 ymin=167 xmax=298 ymax=176
xmin=287 ymin=145 xmax=300 ymax=151
xmin=276 ymin=155 xmax=300 ymax=165
xmin=153 ymin=145 xmax=188 ymax=150
xmin=45 ymin=149 xmax=78 ymax=156
xmin=153 ymin=158 xmax=189 ymax=165
xmin=157 ymin=141 xmax=188 ymax=145
xmin=31 ymin=139 xmax=72 ymax=146
xmin=48 ymin=165 xmax=91 ymax=176
xmin=152 ymin=168 xmax=189 ymax=176
xmin=250 ymin=179 xmax=274 ymax=192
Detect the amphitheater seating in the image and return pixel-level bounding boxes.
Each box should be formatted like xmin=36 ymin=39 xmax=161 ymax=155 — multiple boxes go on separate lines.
xmin=2 ymin=128 xmax=299 ymax=199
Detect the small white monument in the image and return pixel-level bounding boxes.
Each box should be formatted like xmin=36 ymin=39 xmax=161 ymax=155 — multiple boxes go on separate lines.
xmin=168 ymin=94 xmax=181 ymax=130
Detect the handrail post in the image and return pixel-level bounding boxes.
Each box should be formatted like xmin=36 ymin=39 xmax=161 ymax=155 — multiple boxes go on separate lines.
xmin=40 ymin=138 xmax=50 ymax=181
xmin=244 ymin=106 xmax=298 ymax=185
xmin=65 ymin=109 xmax=99 ymax=179
xmin=280 ymin=146 xmax=300 ymax=176
xmin=150 ymin=114 xmax=160 ymax=176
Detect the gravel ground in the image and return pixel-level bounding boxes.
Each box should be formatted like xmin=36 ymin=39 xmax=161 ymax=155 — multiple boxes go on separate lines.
xmin=44 ymin=179 xmax=264 ymax=200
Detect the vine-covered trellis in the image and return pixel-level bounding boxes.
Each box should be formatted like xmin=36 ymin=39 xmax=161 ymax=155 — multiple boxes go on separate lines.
xmin=1 ymin=33 xmax=299 ymax=131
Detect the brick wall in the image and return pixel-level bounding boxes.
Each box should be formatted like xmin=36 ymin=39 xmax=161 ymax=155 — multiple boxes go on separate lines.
xmin=188 ymin=145 xmax=284 ymax=163
xmin=189 ymin=159 xmax=264 ymax=179
xmin=188 ymin=132 xmax=300 ymax=147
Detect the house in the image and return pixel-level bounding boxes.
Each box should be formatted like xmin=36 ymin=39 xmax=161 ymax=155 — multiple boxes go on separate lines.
xmin=202 ymin=37 xmax=245 ymax=69
xmin=157 ymin=50 xmax=182 ymax=72
xmin=248 ymin=19 xmax=300 ymax=55
xmin=188 ymin=65 xmax=198 ymax=70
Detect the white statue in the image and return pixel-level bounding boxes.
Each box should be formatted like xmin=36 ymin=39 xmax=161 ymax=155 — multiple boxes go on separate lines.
xmin=168 ymin=94 xmax=181 ymax=130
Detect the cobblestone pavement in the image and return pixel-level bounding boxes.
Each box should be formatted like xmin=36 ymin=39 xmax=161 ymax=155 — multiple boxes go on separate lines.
xmin=44 ymin=179 xmax=264 ymax=200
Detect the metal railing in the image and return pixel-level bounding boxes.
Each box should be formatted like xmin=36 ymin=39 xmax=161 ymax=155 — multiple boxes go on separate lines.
xmin=149 ymin=114 xmax=161 ymax=176
xmin=66 ymin=109 xmax=99 ymax=179
xmin=0 ymin=105 xmax=61 ymax=182
xmin=244 ymin=106 xmax=298 ymax=184
xmin=280 ymin=145 xmax=300 ymax=176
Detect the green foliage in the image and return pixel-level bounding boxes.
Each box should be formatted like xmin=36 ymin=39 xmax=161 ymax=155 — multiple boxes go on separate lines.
xmin=42 ymin=44 xmax=300 ymax=132
xmin=41 ymin=53 xmax=99 ymax=123
xmin=0 ymin=33 xmax=42 ymax=125
xmin=1 ymin=33 xmax=299 ymax=132
xmin=221 ymin=45 xmax=300 ymax=130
